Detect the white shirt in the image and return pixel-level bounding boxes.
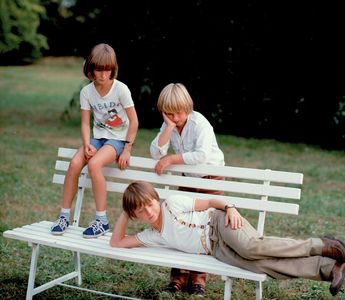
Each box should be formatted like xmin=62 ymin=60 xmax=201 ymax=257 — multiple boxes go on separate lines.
xmin=80 ymin=79 xmax=134 ymax=140
xmin=136 ymin=195 xmax=214 ymax=254
xmin=150 ymin=111 xmax=225 ymax=174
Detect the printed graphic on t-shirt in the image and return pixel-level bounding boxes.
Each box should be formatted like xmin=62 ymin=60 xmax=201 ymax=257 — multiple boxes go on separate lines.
xmin=96 ymin=108 xmax=127 ymax=131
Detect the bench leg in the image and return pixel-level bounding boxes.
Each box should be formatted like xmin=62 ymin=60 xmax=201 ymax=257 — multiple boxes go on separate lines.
xmin=74 ymin=251 xmax=82 ymax=285
xmin=26 ymin=243 xmax=40 ymax=300
xmin=222 ymin=276 xmax=232 ymax=300
xmin=255 ymin=281 xmax=262 ymax=300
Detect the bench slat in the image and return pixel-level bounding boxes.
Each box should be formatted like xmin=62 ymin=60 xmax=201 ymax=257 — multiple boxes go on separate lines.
xmin=55 ymin=161 xmax=301 ymax=199
xmin=57 ymin=148 xmax=303 ymax=184
xmin=3 ymin=221 xmax=266 ymax=282
xmin=52 ymin=174 xmax=299 ymax=215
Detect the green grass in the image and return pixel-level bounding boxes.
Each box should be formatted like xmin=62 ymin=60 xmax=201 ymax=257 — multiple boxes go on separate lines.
xmin=1 ymin=58 xmax=345 ymax=300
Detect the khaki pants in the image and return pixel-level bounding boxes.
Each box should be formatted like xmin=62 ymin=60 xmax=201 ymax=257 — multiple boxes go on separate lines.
xmin=209 ymin=210 xmax=335 ymax=280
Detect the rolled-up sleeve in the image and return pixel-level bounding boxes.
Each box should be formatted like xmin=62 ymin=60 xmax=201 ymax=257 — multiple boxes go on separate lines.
xmin=150 ymin=124 xmax=170 ymax=159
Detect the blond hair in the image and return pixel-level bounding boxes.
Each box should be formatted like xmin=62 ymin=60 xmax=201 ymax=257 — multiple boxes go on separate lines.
xmin=83 ymin=43 xmax=118 ymax=80
xmin=123 ymin=181 xmax=160 ymax=219
xmin=157 ymin=83 xmax=194 ymax=114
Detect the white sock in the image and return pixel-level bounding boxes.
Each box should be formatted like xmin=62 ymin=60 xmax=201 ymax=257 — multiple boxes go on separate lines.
xmin=60 ymin=208 xmax=70 ymax=221
xmin=96 ymin=210 xmax=108 ymax=224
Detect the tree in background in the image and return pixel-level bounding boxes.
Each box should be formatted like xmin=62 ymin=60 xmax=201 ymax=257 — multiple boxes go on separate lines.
xmin=0 ymin=0 xmax=48 ymax=64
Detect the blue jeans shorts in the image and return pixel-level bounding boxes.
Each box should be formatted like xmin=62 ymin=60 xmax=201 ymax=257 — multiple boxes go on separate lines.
xmin=90 ymin=138 xmax=125 ymax=158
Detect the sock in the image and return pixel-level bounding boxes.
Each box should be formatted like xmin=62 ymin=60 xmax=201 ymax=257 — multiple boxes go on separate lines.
xmin=96 ymin=211 xmax=108 ymax=224
xmin=60 ymin=208 xmax=70 ymax=221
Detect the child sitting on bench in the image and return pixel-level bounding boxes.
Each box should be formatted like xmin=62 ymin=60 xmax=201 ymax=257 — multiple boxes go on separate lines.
xmin=110 ymin=180 xmax=345 ymax=296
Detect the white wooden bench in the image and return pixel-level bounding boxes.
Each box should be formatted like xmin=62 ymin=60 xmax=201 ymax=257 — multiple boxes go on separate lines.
xmin=3 ymin=147 xmax=303 ymax=300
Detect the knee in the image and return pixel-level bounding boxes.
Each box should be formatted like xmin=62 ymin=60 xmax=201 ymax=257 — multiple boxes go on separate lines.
xmin=68 ymin=157 xmax=84 ymax=174
xmin=87 ymin=158 xmax=102 ymax=176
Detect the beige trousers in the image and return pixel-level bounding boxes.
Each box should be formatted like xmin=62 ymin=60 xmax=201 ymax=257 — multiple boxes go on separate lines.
xmin=209 ymin=210 xmax=335 ymax=280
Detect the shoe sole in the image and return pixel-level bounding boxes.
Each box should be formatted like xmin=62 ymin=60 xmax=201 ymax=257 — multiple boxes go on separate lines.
xmin=51 ymin=230 xmax=67 ymax=235
xmin=330 ymin=263 xmax=345 ymax=296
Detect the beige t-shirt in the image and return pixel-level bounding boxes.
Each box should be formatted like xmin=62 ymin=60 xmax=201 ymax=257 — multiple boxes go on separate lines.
xmin=136 ymin=194 xmax=214 ymax=254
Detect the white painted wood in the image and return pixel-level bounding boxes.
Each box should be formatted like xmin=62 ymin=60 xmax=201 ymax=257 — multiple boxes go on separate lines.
xmin=3 ymin=222 xmax=267 ymax=281
xmin=4 ymin=147 xmax=303 ymax=300
xmin=26 ymin=243 xmax=39 ymax=300
xmin=53 ymin=174 xmax=299 ymax=215
xmin=57 ymin=148 xmax=303 ymax=184
xmin=256 ymin=281 xmax=263 ymax=300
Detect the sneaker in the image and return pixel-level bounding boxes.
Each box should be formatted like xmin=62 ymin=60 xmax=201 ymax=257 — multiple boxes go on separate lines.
xmin=164 ymin=282 xmax=183 ymax=293
xmin=190 ymin=284 xmax=205 ymax=297
xmin=51 ymin=216 xmax=69 ymax=235
xmin=83 ymin=219 xmax=109 ymax=238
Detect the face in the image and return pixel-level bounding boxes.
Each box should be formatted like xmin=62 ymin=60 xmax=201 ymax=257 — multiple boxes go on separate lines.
xmin=165 ymin=110 xmax=188 ymax=128
xmin=93 ymin=69 xmax=112 ymax=84
xmin=134 ymin=199 xmax=161 ymax=225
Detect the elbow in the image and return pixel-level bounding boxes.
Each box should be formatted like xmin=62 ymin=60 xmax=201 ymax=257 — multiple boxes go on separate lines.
xmin=197 ymin=154 xmax=207 ymax=164
xmin=150 ymin=146 xmax=163 ymax=160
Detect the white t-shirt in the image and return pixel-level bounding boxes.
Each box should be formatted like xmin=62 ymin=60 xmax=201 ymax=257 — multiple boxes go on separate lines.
xmin=80 ymin=79 xmax=134 ymax=140
xmin=136 ymin=195 xmax=214 ymax=254
xmin=150 ymin=111 xmax=224 ymax=174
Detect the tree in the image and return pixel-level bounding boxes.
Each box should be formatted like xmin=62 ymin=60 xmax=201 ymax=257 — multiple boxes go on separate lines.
xmin=0 ymin=0 xmax=48 ymax=64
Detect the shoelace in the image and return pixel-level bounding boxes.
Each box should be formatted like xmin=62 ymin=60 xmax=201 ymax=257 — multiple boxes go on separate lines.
xmin=53 ymin=217 xmax=68 ymax=229
xmin=88 ymin=220 xmax=106 ymax=233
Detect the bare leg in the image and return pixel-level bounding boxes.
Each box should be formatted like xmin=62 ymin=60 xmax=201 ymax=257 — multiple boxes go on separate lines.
xmin=87 ymin=145 xmax=117 ymax=211
xmin=62 ymin=147 xmax=87 ymax=209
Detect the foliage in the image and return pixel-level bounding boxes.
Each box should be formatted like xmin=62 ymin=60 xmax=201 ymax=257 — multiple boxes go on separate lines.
xmin=1 ymin=1 xmax=344 ymax=148
xmin=0 ymin=0 xmax=48 ymax=64
xmin=35 ymin=0 xmax=345 ymax=150
xmin=60 ymin=78 xmax=90 ymax=125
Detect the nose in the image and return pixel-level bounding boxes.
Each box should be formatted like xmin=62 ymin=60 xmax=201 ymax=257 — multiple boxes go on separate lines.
xmin=100 ymin=71 xmax=107 ymax=78
xmin=172 ymin=113 xmax=179 ymax=122
xmin=144 ymin=206 xmax=152 ymax=217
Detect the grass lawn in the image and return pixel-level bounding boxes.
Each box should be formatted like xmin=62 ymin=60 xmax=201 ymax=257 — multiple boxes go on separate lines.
xmin=0 ymin=58 xmax=344 ymax=300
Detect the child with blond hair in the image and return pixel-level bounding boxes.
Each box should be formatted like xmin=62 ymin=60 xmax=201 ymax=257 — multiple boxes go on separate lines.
xmin=150 ymin=83 xmax=226 ymax=296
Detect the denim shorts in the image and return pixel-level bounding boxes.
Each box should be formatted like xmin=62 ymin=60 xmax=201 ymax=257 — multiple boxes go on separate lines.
xmin=90 ymin=138 xmax=125 ymax=157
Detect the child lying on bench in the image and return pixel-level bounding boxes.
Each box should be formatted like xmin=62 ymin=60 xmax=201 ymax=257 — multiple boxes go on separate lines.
xmin=110 ymin=180 xmax=345 ymax=296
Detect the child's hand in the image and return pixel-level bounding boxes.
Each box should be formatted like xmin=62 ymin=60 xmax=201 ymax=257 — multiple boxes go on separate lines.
xmin=162 ymin=112 xmax=176 ymax=128
xmin=154 ymin=155 xmax=171 ymax=175
xmin=225 ymin=208 xmax=244 ymax=229
xmin=118 ymin=149 xmax=130 ymax=170
xmin=84 ymin=144 xmax=97 ymax=160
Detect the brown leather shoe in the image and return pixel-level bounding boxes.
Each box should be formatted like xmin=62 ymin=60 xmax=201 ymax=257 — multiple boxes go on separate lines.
xmin=321 ymin=236 xmax=345 ymax=263
xmin=329 ymin=262 xmax=345 ymax=296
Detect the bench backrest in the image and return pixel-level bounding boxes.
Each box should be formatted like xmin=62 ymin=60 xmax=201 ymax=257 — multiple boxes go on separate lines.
xmin=53 ymin=147 xmax=303 ymax=236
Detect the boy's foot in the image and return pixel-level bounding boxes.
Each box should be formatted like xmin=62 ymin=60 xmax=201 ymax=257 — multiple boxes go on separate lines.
xmin=329 ymin=262 xmax=345 ymax=296
xmin=51 ymin=216 xmax=69 ymax=235
xmin=83 ymin=219 xmax=109 ymax=238
xmin=321 ymin=236 xmax=345 ymax=263
xmin=190 ymin=284 xmax=205 ymax=297
xmin=164 ymin=282 xmax=183 ymax=293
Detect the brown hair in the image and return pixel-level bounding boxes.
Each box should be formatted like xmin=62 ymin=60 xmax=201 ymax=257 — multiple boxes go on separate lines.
xmin=157 ymin=83 xmax=194 ymax=114
xmin=83 ymin=43 xmax=118 ymax=80
xmin=123 ymin=181 xmax=160 ymax=219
